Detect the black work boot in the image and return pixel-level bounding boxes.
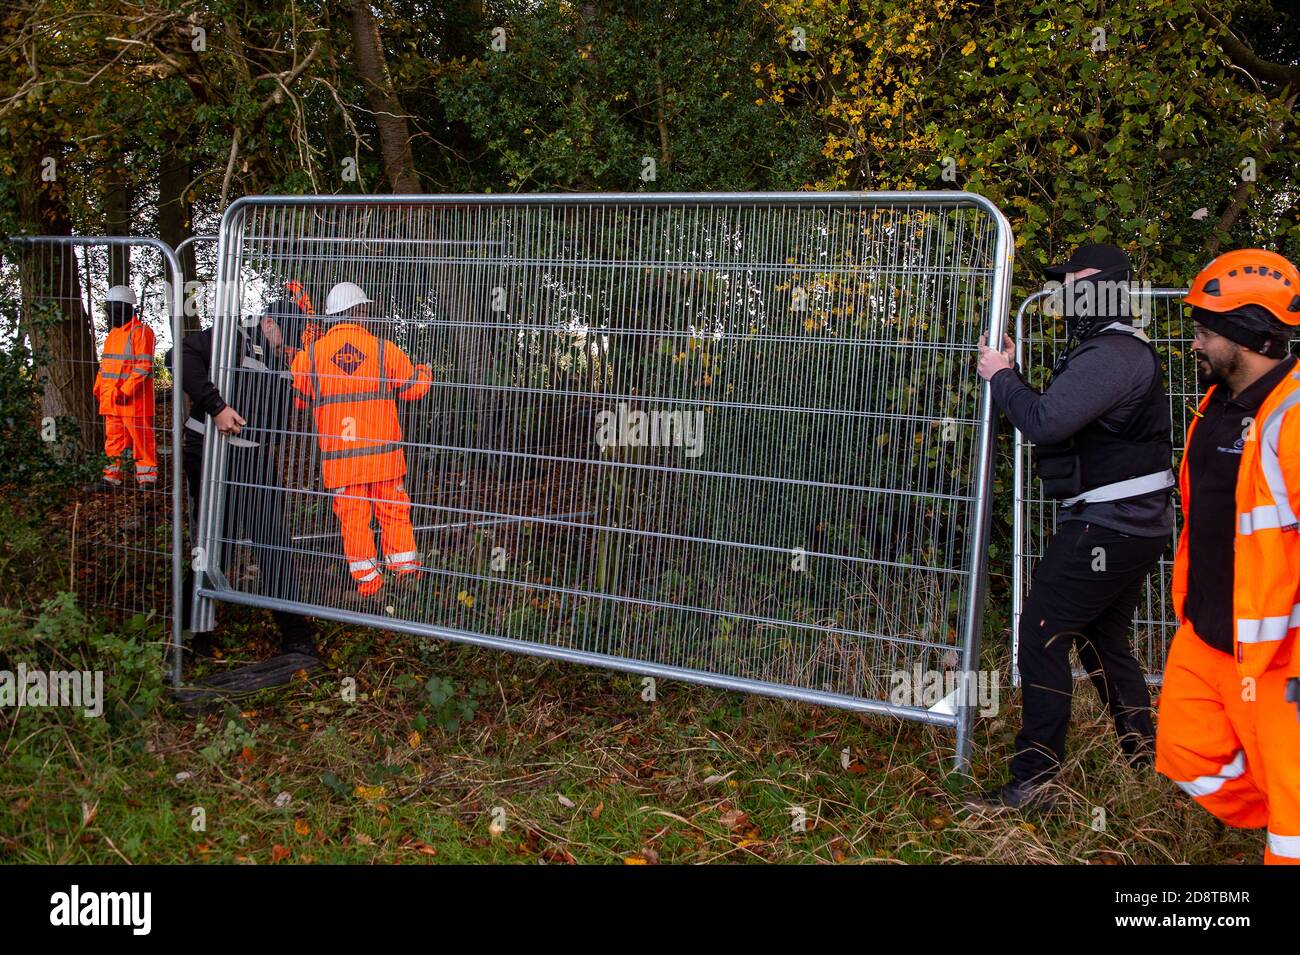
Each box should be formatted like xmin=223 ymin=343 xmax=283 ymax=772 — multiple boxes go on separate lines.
xmin=274 ymin=611 xmax=318 ymax=659
xmin=187 ymin=631 xmax=217 ymax=660
xmin=1119 ymin=731 xmax=1155 ymax=770
xmin=964 ymin=777 xmax=1059 ymax=811
xmin=1116 ymin=710 xmax=1156 ymax=769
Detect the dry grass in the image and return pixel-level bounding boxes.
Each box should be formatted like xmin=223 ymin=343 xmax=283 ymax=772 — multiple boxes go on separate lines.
xmin=0 ymin=606 xmax=1264 ymax=865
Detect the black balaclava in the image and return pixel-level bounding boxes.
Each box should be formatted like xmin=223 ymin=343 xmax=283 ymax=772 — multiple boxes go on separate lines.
xmin=257 ymin=298 xmax=308 ymax=365
xmin=1062 ymin=261 xmax=1135 ymax=341
xmin=106 ymin=301 xmax=134 ymax=329
xmin=1191 ymin=304 xmax=1293 ymax=359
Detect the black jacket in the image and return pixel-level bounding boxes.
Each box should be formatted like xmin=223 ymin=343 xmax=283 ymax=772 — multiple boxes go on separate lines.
xmin=170 ymin=326 xmax=297 ymax=450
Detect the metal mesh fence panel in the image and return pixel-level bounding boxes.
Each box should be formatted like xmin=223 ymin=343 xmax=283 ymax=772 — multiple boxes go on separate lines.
xmin=194 ymin=193 xmax=1013 ymax=764
xmin=2 ymin=236 xmax=184 ymax=683
xmin=1012 ymin=288 xmax=1192 ymax=686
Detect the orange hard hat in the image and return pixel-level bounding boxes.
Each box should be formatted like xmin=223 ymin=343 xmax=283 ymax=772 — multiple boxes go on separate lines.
xmin=1185 ymin=249 xmax=1300 ymax=326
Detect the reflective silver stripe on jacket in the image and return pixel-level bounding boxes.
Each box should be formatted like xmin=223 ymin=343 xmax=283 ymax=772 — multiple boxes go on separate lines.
xmin=1237 ymin=380 xmax=1300 ymax=536
xmin=321 ymin=441 xmax=402 ymax=460
xmin=1061 ymin=469 xmax=1175 ymax=507
xmin=314 ymin=391 xmax=387 ymax=406
xmin=1174 ymin=750 xmax=1246 ymax=798
xmin=1236 ymin=603 xmax=1300 ymax=644
xmin=186 ymin=415 xmax=259 ymax=448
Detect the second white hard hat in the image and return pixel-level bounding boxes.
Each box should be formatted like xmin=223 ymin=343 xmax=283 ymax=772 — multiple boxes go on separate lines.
xmin=105 ymin=285 xmax=137 ymax=306
xmin=324 ymin=282 xmax=373 ymax=317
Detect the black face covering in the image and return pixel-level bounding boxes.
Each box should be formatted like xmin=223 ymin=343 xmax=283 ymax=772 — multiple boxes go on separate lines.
xmin=106 ymin=301 xmax=134 ymax=328
xmin=1062 ymin=264 xmax=1134 ymax=341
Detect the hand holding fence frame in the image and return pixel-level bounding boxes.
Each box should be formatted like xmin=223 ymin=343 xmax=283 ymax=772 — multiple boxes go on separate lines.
xmin=193 ymin=192 xmax=1013 ymax=769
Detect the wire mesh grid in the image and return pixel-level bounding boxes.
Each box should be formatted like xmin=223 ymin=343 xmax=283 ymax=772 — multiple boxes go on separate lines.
xmin=195 ymin=194 xmax=1011 ymax=740
xmin=3 ymin=238 xmax=182 ymax=649
xmin=1012 ymin=288 xmax=1193 ymax=685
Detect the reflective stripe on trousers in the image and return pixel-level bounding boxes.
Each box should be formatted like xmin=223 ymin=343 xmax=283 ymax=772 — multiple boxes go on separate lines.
xmin=1268 ymin=831 xmax=1300 ymax=859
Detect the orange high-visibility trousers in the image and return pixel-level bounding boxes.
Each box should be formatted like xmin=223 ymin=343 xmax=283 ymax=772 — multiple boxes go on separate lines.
xmin=1156 ymin=620 xmax=1300 ymax=865
xmin=330 ymin=478 xmax=421 ymax=595
xmin=103 ymin=415 xmax=158 ymax=484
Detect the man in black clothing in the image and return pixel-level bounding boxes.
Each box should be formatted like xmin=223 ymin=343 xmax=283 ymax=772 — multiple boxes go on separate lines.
xmin=174 ymin=298 xmax=317 ymax=658
xmin=971 ymin=244 xmax=1175 ymax=808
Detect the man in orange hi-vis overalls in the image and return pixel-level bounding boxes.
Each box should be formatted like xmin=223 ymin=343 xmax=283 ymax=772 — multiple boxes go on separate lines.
xmin=92 ymin=285 xmax=157 ymax=486
xmin=291 ymin=282 xmax=432 ymax=597
xmin=1156 ymin=248 xmax=1300 ymax=865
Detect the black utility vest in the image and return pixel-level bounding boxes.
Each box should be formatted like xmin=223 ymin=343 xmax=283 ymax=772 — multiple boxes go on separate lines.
xmin=1034 ymin=326 xmax=1173 ymax=501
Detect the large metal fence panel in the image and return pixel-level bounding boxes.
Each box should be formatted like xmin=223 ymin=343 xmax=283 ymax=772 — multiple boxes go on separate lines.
xmin=1012 ymin=289 xmax=1192 ymax=686
xmin=2 ymin=237 xmax=184 ymax=684
xmin=194 ymin=193 xmax=1013 ymax=765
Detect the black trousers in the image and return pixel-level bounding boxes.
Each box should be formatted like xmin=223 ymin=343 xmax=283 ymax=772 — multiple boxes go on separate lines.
xmin=181 ymin=437 xmax=310 ymax=643
xmin=1012 ymin=520 xmax=1165 ymax=782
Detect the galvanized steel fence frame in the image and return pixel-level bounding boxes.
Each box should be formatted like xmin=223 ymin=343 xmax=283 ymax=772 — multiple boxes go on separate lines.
xmin=190 ymin=192 xmax=1013 ymax=769
xmin=1011 ymin=287 xmax=1192 ymax=687
xmin=5 ymin=235 xmax=186 ymax=687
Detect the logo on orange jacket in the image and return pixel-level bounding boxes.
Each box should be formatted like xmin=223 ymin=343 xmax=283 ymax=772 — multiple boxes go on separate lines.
xmin=330 ymin=343 xmax=365 ymax=376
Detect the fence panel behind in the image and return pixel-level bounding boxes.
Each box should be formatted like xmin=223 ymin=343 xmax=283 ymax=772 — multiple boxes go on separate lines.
xmin=1012 ymin=289 xmax=1193 ymax=685
xmin=194 ymin=193 xmax=1013 ymax=766
xmin=3 ymin=236 xmax=184 ymax=683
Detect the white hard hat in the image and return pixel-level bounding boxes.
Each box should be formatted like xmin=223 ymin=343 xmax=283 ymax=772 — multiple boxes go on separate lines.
xmin=105 ymin=285 xmax=137 ymax=306
xmin=324 ymin=282 xmax=372 ymax=317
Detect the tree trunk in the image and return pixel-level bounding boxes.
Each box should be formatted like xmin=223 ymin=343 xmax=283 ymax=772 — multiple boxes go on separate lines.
xmin=158 ymin=149 xmax=199 ymax=334
xmin=445 ymin=0 xmax=485 ymax=60
xmin=348 ymin=0 xmax=421 ymax=193
xmin=104 ymin=159 xmax=132 ymax=286
xmin=17 ymin=145 xmax=101 ymax=455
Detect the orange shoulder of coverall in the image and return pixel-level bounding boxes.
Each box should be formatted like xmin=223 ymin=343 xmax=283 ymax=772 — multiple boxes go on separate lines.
xmin=290 ymin=323 xmax=432 ymax=489
xmin=94 ymin=317 xmax=156 ymax=415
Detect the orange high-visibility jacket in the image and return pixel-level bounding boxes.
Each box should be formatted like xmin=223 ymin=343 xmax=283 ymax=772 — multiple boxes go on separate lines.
xmin=290 ymin=323 xmax=432 ymax=489
xmin=1173 ymin=365 xmax=1300 ymax=681
xmin=93 ymin=317 xmax=156 ymax=416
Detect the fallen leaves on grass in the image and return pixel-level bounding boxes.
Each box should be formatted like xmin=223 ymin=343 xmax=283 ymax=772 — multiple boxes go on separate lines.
xmin=400 ymin=838 xmax=437 ymax=857
xmin=718 ymin=807 xmax=748 ymax=830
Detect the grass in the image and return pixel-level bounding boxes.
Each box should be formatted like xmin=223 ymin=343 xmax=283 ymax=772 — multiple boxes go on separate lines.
xmin=0 ymin=603 xmax=1264 ymax=865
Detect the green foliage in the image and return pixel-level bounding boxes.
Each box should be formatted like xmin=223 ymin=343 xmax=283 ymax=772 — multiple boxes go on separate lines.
xmin=0 ymin=298 xmax=102 ymax=505
xmin=0 ymin=592 xmax=166 ymax=729
xmin=759 ymin=0 xmax=1300 ymax=291
xmin=419 ymin=674 xmax=489 ymax=732
xmin=194 ymin=709 xmax=261 ymax=764
xmin=431 ymin=0 xmax=821 ymax=191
